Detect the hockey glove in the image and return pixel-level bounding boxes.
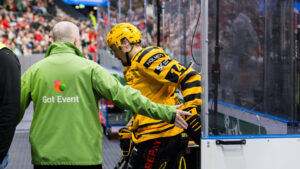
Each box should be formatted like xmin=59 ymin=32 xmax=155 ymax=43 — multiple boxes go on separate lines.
xmin=118 ymin=127 xmax=132 ymax=157
xmin=185 ymin=108 xmax=201 ymax=145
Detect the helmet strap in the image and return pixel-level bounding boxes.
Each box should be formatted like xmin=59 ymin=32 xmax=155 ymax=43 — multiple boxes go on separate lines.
xmin=125 ymin=44 xmax=134 ymax=66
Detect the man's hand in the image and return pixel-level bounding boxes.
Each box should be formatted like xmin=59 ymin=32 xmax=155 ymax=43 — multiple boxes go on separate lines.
xmin=0 ymin=154 xmax=8 ymax=169
xmin=174 ymin=104 xmax=191 ymax=129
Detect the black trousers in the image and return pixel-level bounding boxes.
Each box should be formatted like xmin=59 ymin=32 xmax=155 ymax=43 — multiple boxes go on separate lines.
xmin=34 ymin=165 xmax=102 ymax=169
xmin=124 ymin=134 xmax=188 ymax=169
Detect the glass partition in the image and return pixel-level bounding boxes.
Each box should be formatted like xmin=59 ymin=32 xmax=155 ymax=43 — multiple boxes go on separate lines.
xmin=96 ymin=0 xmax=298 ymax=137
xmin=97 ymin=0 xmax=202 ymax=71
xmin=160 ymin=0 xmax=201 ymax=68
xmin=206 ymin=0 xmax=298 ymax=136
xmin=97 ymin=0 xmax=150 ymax=70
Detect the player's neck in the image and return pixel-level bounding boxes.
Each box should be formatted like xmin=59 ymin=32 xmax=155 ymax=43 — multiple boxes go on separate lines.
xmin=129 ymin=45 xmax=142 ymax=58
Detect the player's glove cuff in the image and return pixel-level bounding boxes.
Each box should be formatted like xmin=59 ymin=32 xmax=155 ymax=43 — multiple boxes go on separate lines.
xmin=185 ymin=111 xmax=201 ymax=145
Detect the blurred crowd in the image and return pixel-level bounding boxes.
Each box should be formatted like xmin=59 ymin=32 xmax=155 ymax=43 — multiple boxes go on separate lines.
xmin=0 ymin=0 xmax=98 ymax=58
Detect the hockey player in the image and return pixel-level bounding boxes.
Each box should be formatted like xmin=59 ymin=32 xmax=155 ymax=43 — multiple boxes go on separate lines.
xmin=107 ymin=23 xmax=201 ymax=169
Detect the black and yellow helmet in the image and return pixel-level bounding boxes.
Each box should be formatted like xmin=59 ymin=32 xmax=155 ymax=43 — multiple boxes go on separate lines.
xmin=106 ymin=23 xmax=142 ymax=49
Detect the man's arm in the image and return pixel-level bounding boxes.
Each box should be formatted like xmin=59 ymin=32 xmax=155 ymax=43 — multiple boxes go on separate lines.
xmin=0 ymin=48 xmax=20 ymax=163
xmin=91 ymin=63 xmax=190 ymax=128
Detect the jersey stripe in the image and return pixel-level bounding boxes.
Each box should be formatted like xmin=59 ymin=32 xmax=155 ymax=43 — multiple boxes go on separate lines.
xmin=182 ymin=87 xmax=202 ymax=97
xmin=136 ymin=123 xmax=169 ymax=134
xmin=134 ymin=120 xmax=164 ymax=132
xmin=181 ymin=80 xmax=201 ymax=91
xmin=136 ymin=125 xmax=175 ymax=139
xmin=180 ymin=71 xmax=199 ymax=88
xmin=136 ymin=47 xmax=158 ymax=62
xmin=132 ymin=48 xmax=145 ymax=61
xmin=184 ymin=93 xmax=202 ymax=102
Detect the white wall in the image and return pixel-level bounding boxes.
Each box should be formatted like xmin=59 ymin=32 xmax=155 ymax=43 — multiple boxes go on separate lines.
xmin=202 ymin=137 xmax=300 ymax=169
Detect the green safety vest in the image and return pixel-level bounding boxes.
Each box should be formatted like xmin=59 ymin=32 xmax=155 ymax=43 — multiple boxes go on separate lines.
xmin=20 ymin=41 xmax=176 ymax=165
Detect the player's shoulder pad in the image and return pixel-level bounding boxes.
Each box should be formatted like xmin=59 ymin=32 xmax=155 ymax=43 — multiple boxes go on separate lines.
xmin=133 ymin=46 xmax=170 ymax=69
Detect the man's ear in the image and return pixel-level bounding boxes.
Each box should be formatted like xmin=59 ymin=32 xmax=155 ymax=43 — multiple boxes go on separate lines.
xmin=73 ymin=37 xmax=80 ymax=48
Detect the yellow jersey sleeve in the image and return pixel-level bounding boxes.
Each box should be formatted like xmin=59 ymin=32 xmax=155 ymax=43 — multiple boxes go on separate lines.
xmin=133 ymin=47 xmax=202 ymax=112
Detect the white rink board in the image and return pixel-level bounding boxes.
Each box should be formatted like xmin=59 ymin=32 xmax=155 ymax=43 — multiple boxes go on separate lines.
xmin=201 ymin=137 xmax=300 ymax=169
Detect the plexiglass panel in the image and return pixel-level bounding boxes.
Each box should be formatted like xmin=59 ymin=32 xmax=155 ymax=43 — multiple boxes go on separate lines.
xmin=160 ymin=0 xmax=201 ymax=68
xmin=96 ymin=0 xmax=298 ymax=136
xmin=97 ymin=0 xmax=150 ymax=70
xmin=207 ymin=0 xmax=298 ymax=136
xmin=97 ymin=0 xmax=202 ymax=70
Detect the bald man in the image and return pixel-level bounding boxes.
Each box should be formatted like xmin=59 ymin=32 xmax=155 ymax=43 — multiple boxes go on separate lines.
xmin=20 ymin=22 xmax=190 ymax=169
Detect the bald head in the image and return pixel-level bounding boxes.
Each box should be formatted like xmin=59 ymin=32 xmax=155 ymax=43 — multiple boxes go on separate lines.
xmin=52 ymin=21 xmax=80 ymax=44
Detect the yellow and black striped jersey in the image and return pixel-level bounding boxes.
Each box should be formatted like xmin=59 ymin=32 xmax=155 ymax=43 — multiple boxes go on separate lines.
xmin=124 ymin=46 xmax=202 ymax=143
